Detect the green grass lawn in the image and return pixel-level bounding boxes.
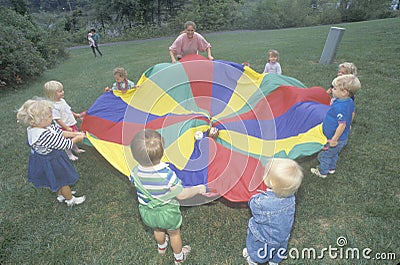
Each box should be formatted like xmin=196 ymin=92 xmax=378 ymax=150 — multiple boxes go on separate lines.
xmin=1 ymin=18 xmax=399 ymax=264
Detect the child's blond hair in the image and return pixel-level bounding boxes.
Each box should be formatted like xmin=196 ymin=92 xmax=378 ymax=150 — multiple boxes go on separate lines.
xmin=17 ymin=97 xmax=53 ymax=127
xmin=332 ymin=74 xmax=361 ymax=97
xmin=338 ymin=62 xmax=357 ymax=76
xmin=113 ymin=67 xmax=128 ymax=79
xmin=44 ymin=80 xmax=63 ymax=101
xmin=264 ymin=158 xmax=303 ymax=197
xmin=130 ymin=129 xmax=164 ymax=167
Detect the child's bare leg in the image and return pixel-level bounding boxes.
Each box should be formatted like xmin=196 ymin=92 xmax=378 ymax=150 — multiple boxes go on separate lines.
xmin=59 ymin=186 xmax=85 ymax=206
xmin=66 ymin=149 xmax=78 ymax=161
xmin=169 ymin=228 xmax=191 ymax=262
xmin=59 ymin=186 xmax=73 ymax=200
xmin=154 ymin=228 xmax=167 ymax=245
xmin=72 ymin=143 xmax=85 ymax=154
xmin=168 ymin=228 xmax=182 ymax=254
xmin=155 ymin=228 xmax=169 ymax=255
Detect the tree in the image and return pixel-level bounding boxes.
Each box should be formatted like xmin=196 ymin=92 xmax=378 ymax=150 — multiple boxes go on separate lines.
xmin=0 ymin=7 xmax=45 ymax=85
xmin=10 ymin=0 xmax=29 ymax=15
xmin=172 ymin=0 xmax=243 ymax=31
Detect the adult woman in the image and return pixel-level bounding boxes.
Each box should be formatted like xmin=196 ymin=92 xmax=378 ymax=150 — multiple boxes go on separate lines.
xmin=169 ymin=21 xmax=214 ymax=63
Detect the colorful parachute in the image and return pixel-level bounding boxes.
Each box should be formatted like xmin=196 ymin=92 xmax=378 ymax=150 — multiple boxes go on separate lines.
xmin=82 ymin=54 xmax=330 ymax=202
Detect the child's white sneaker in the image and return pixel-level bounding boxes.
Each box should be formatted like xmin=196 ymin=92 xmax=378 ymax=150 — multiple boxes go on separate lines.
xmin=57 ymin=191 xmax=76 ymax=202
xmin=328 ymin=169 xmax=336 ymax=174
xmin=174 ymin=245 xmax=191 ymax=264
xmin=158 ymin=234 xmax=169 ymax=255
xmin=243 ymin=248 xmax=249 ymax=258
xmin=311 ymin=167 xmax=327 ymax=178
xmin=243 ymin=248 xmax=258 ymax=265
xmin=65 ymin=195 xmax=86 ymax=206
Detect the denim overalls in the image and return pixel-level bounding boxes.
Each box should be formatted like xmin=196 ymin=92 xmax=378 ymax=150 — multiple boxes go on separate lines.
xmin=246 ymin=189 xmax=295 ymax=264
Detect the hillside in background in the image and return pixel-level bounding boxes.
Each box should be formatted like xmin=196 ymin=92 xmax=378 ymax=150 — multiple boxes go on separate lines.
xmin=1 ymin=0 xmax=399 ymax=88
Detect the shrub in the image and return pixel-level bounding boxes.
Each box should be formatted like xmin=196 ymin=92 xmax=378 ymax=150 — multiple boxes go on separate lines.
xmin=0 ymin=8 xmax=46 ymax=87
xmin=0 ymin=7 xmax=68 ymax=88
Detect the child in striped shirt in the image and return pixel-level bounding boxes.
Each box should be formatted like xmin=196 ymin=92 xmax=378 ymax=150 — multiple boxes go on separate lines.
xmin=17 ymin=98 xmax=86 ymax=206
xmin=129 ymin=129 xmax=207 ymax=264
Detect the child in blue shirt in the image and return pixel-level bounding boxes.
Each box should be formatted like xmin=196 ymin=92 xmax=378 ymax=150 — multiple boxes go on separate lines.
xmin=311 ymin=74 xmax=361 ymax=178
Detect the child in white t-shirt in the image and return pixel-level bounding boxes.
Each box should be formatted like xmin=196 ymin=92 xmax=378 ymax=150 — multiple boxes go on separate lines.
xmin=44 ymin=80 xmax=85 ymax=161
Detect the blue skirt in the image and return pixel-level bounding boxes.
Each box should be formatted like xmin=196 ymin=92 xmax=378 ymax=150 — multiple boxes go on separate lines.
xmin=27 ymin=149 xmax=80 ymax=192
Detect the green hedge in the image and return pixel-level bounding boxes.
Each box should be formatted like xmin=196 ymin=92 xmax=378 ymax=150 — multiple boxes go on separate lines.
xmin=0 ymin=7 xmax=68 ymax=89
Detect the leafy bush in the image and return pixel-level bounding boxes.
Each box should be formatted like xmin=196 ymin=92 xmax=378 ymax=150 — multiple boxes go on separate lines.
xmin=0 ymin=24 xmax=46 ymax=85
xmin=172 ymin=0 xmax=243 ymax=32
xmin=250 ymin=0 xmax=282 ymax=29
xmin=318 ymin=4 xmax=342 ymax=25
xmin=233 ymin=0 xmax=314 ymax=30
xmin=0 ymin=7 xmax=68 ymax=88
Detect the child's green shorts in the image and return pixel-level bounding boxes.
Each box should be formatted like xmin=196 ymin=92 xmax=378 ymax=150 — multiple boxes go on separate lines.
xmin=139 ymin=202 xmax=182 ymax=230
